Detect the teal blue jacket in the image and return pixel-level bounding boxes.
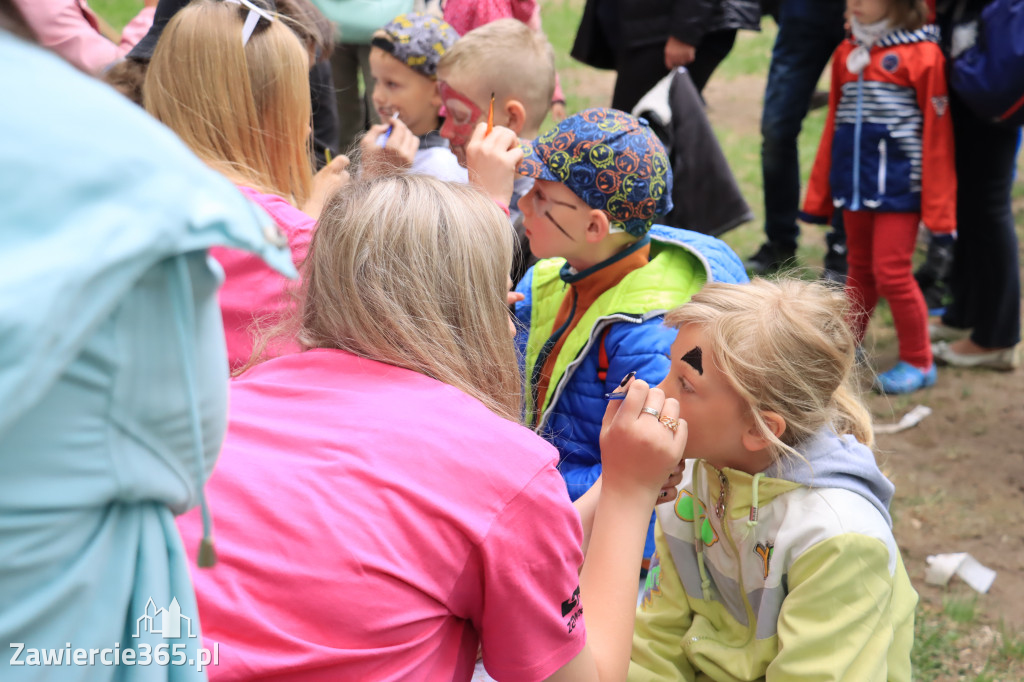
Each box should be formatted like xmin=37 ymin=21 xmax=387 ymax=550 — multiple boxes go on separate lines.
xmin=0 ymin=33 xmax=294 ymax=680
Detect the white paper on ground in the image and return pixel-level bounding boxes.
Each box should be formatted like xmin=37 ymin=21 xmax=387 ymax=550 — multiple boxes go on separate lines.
xmin=874 ymin=405 xmax=932 ymax=435
xmin=925 ymin=552 xmax=997 ymax=593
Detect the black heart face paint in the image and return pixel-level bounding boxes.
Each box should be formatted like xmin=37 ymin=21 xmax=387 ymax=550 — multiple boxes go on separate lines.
xmin=681 ymin=346 xmax=703 ymax=375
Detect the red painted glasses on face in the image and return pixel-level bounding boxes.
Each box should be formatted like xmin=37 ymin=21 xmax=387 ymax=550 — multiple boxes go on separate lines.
xmin=439 ymin=81 xmax=483 ymax=144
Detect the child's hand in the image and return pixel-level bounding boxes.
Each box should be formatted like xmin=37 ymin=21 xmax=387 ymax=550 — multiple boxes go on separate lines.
xmin=506 ymin=277 xmax=524 ymax=337
xmin=359 ymin=119 xmax=420 ymax=180
xmin=600 ymin=378 xmax=687 ymax=502
xmin=654 ymin=460 xmax=685 ymax=505
xmin=506 ymin=276 xmax=525 ymax=307
xmin=465 ymin=122 xmax=523 ymax=207
xmin=302 ymin=154 xmax=351 ymax=220
xmin=657 ymin=462 xmax=684 ymax=504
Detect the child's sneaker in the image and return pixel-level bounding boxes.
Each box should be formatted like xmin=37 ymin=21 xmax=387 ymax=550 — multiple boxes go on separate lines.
xmin=875 ymin=361 xmax=937 ymax=394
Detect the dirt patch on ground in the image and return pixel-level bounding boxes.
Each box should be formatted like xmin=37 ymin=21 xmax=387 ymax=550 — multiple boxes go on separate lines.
xmin=867 ymin=351 xmax=1024 ymax=631
xmin=703 ymin=74 xmax=765 ymax=140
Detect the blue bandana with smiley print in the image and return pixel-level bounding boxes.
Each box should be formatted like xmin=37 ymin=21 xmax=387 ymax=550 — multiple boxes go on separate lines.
xmin=518 ymin=108 xmax=673 ymax=237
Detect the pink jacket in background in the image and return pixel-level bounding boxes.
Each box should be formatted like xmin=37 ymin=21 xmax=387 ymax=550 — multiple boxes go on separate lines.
xmin=177 ymin=349 xmax=587 ymax=681
xmin=443 ymin=0 xmax=536 ymax=34
xmin=209 ymin=186 xmax=314 ymax=369
xmin=15 ymin=0 xmax=155 ymax=73
xmin=443 ymin=0 xmax=566 ymax=104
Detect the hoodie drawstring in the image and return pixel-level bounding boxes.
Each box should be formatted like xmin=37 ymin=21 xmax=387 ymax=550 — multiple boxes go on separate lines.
xmin=167 ymin=255 xmax=217 ymax=568
xmin=693 ymin=467 xmax=713 ymax=601
xmin=747 ymin=473 xmax=764 ymax=530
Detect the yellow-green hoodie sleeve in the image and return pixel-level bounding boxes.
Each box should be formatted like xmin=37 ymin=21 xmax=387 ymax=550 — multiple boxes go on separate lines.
xmin=629 ymin=522 xmax=698 ymax=682
xmin=768 ymin=533 xmax=917 ymax=682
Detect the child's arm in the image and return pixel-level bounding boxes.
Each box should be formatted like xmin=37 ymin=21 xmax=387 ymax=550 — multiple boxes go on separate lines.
xmin=770 ymin=534 xmax=915 ymax=681
xmin=574 ymin=472 xmax=683 ymax=558
xmin=301 ymin=154 xmax=351 ymax=220
xmin=19 ymin=0 xmax=156 ymax=74
xmin=913 ymin=46 xmax=957 ymax=235
xmin=800 ymin=46 xmax=845 ymax=224
xmin=629 ymin=524 xmax=698 ymax=681
xmin=572 ymin=380 xmax=686 ymax=682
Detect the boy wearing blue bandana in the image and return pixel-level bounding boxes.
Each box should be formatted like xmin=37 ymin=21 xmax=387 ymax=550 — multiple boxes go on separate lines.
xmin=512 ymin=108 xmax=748 ymax=565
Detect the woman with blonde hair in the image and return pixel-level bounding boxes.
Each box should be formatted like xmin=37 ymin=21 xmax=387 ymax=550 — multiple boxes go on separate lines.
xmin=630 ymin=278 xmax=919 ymax=681
xmin=176 ymin=173 xmax=686 ymax=681
xmin=145 ymin=0 xmax=351 ymax=368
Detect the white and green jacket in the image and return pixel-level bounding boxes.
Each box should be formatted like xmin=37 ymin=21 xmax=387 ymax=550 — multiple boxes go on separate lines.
xmin=630 ymin=429 xmax=918 ymax=682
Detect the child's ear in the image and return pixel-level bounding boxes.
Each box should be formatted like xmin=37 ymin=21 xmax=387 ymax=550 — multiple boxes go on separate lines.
xmin=741 ymin=411 xmax=786 ymax=453
xmin=504 ymin=99 xmax=527 ymax=135
xmin=583 ymin=209 xmax=611 ymax=243
xmin=431 ymin=81 xmax=442 ymax=109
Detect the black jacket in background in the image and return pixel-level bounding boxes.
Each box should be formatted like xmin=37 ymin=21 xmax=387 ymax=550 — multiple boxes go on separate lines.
xmin=572 ymin=0 xmax=761 ymax=68
xmin=309 ymin=58 xmax=340 ymax=168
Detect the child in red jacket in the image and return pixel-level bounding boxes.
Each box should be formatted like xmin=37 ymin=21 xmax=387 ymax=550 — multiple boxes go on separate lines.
xmin=802 ymin=0 xmax=955 ymax=394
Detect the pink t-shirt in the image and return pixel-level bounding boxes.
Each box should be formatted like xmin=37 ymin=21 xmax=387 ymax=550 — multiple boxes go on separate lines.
xmin=177 ymin=349 xmax=586 ymax=681
xmin=209 ymin=186 xmax=313 ymax=369
xmin=15 ymin=0 xmax=155 ymax=73
xmin=443 ymin=0 xmax=536 ymax=35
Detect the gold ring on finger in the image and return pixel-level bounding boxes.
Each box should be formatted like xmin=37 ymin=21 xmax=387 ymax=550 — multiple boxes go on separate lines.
xmin=659 ymin=416 xmax=679 ymax=433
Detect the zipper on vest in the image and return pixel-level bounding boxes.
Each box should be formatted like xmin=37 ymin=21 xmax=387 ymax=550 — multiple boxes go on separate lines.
xmin=530 ymin=287 xmax=579 ymax=425
xmin=713 ymin=470 xmax=760 ymax=644
xmin=715 ymin=471 xmax=729 ymax=519
xmin=851 ymin=72 xmax=864 ymax=210
xmin=877 ymin=138 xmax=887 ymax=197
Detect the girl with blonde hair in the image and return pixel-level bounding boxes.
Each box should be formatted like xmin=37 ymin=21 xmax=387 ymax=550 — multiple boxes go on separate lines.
xmin=630 ymin=278 xmax=919 ymax=682
xmin=176 ymin=173 xmax=687 ymax=681
xmin=145 ymin=0 xmax=351 ymax=368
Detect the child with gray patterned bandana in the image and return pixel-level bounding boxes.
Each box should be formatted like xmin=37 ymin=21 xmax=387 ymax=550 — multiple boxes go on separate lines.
xmin=359 ymin=12 xmax=467 ymax=183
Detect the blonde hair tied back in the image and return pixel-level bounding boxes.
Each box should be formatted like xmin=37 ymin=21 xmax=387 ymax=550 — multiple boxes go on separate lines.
xmin=665 ymin=278 xmax=874 ymax=464
xmin=144 ymin=0 xmax=313 ymax=204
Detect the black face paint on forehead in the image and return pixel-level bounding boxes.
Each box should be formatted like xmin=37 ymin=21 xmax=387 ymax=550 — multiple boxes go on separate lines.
xmin=681 ymin=346 xmax=703 ymax=375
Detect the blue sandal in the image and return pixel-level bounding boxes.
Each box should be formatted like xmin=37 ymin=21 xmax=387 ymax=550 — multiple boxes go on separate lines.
xmin=875 ymin=361 xmax=937 ymax=394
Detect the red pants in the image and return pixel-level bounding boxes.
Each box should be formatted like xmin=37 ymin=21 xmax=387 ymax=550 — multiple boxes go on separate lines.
xmin=844 ymin=210 xmax=932 ymax=369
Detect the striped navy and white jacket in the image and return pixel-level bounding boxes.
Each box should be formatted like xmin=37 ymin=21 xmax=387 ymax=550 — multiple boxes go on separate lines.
xmin=802 ymin=25 xmax=957 ymax=234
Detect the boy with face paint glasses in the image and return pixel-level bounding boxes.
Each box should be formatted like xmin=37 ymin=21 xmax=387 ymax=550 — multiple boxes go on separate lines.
xmin=504 ymin=108 xmax=749 ymax=567
xmin=436 ymin=19 xmax=556 ymax=282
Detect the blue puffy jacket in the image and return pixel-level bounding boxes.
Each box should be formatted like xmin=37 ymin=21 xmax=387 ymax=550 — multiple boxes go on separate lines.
xmin=515 ymin=225 xmax=748 ymax=558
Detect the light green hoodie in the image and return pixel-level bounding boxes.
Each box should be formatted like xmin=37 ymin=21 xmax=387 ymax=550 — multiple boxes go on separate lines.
xmin=629 ymin=429 xmax=918 ymax=682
